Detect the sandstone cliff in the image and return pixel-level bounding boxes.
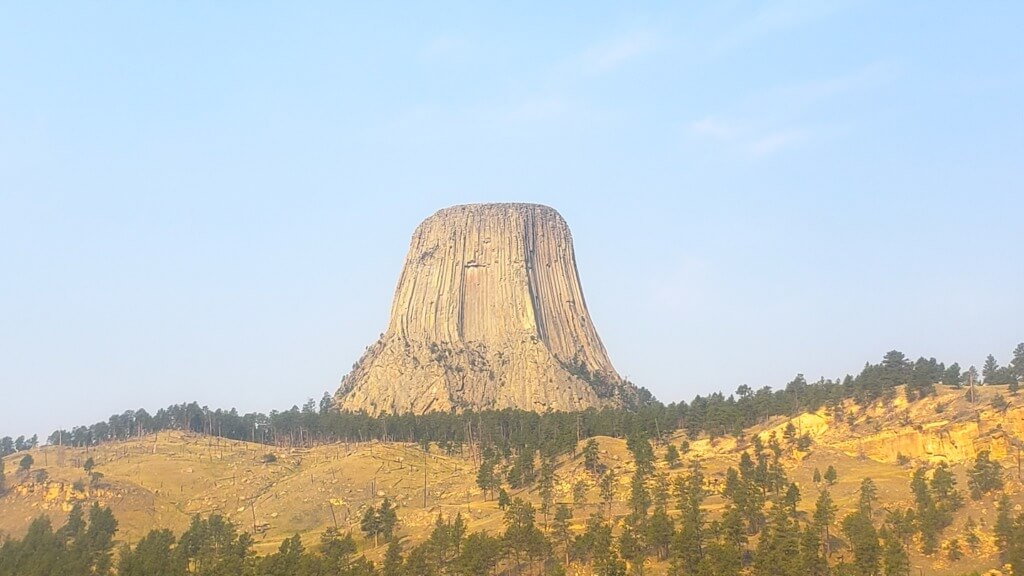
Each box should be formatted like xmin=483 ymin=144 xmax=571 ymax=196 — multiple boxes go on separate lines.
xmin=336 ymin=203 xmax=635 ymax=415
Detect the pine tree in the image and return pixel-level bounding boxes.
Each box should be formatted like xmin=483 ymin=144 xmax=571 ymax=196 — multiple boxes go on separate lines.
xmin=753 ymin=504 xmax=802 ymax=576
xmin=503 ymin=498 xmax=550 ymax=574
xmin=457 ymin=532 xmax=502 ymax=575
xmin=944 ymin=363 xmax=963 ymax=388
xmin=670 ymin=460 xmax=706 ymax=574
xmin=618 ymin=523 xmax=646 ymax=575
xmin=1011 ymin=342 xmax=1024 ymax=383
xmin=664 ymin=444 xmax=680 ymax=468
xmin=553 ymin=504 xmax=573 ymax=565
xmin=995 ymin=494 xmax=1014 ymax=561
xmin=842 ymin=510 xmax=880 ymax=576
xmin=858 ymin=477 xmax=878 ymax=515
xmin=799 ymin=523 xmax=828 ymax=576
xmin=964 ymin=516 xmax=981 ymax=554
xmin=378 ymin=498 xmax=398 ymax=541
xmin=983 ymin=354 xmax=999 ymax=383
xmin=881 ymin=527 xmax=910 ymax=576
xmin=824 ymin=465 xmax=837 ymax=486
xmin=646 ymin=473 xmax=674 ymax=561
xmin=476 ymin=446 xmax=500 ymax=500
xmin=539 ymin=458 xmax=556 ymax=529
xmin=583 ymin=438 xmax=601 ymax=474
xmin=600 ymin=471 xmax=615 ymax=517
xmin=813 ymin=489 xmax=837 ymax=559
xmin=381 ymin=537 xmax=405 ymax=576
xmin=573 ymin=479 xmax=588 ymax=510
xmin=361 ymin=498 xmax=398 ymax=547
xmin=967 ymin=449 xmax=1004 ymax=499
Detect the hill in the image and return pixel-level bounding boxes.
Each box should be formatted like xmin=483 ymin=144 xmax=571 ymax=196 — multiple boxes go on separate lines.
xmin=2 ymin=384 xmax=1023 ymax=574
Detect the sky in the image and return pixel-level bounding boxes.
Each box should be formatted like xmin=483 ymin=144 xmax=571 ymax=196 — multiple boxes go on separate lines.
xmin=1 ymin=2 xmax=1022 ymax=439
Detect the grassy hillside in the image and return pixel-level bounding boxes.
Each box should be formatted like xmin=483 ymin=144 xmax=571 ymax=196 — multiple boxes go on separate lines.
xmin=2 ymin=384 xmax=1022 ymax=574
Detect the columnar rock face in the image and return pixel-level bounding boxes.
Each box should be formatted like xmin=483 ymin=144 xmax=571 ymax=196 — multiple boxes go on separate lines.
xmin=336 ymin=203 xmax=635 ymax=415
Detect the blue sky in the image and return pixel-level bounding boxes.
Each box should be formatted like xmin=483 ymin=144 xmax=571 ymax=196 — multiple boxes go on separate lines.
xmin=2 ymin=2 xmax=1022 ymax=438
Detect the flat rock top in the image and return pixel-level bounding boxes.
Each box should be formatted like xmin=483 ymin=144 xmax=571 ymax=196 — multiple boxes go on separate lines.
xmin=426 ymin=202 xmax=563 ymax=221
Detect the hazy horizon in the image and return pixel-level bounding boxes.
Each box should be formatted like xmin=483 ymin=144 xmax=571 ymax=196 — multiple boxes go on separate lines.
xmin=2 ymin=2 xmax=1022 ymax=439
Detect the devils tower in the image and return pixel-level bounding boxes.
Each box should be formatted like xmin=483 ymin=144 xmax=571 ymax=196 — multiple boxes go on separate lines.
xmin=336 ymin=203 xmax=636 ymax=415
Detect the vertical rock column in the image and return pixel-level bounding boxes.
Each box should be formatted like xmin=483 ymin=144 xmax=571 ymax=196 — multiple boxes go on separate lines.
xmin=336 ymin=203 xmax=634 ymax=415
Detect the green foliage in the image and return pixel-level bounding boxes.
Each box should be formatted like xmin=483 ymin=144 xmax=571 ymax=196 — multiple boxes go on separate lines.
xmin=0 ymin=503 xmax=118 ymax=576
xmin=967 ymin=449 xmax=1004 ymax=499
xmin=572 ymin=479 xmax=588 ymax=509
xmin=503 ymin=497 xmax=550 ymax=573
xmin=753 ymin=504 xmax=802 ymax=576
xmin=823 ymin=465 xmax=837 ymax=486
xmin=813 ymin=488 xmax=837 ymax=554
xmin=841 ymin=510 xmax=880 ymax=576
xmin=361 ymin=498 xmax=398 ymax=546
xmin=992 ymin=393 xmax=1008 ymax=410
xmin=995 ymin=494 xmax=1014 ymax=561
xmin=664 ymin=443 xmax=680 ymax=468
xmin=964 ymin=516 xmax=981 ymax=554
xmin=475 ymin=446 xmax=500 ymax=500
xmin=1008 ymin=512 xmax=1024 ymax=576
xmin=599 ymin=470 xmax=615 ymax=516
xmin=626 ymin=433 xmax=655 ymax=477
xmin=583 ymin=438 xmax=601 ymax=474
xmin=796 ymin=433 xmax=813 ymax=451
xmin=881 ymin=527 xmax=910 ymax=576
xmin=911 ymin=464 xmax=963 ymax=554
xmin=507 ymin=448 xmax=537 ymax=489
xmin=18 ymin=454 xmax=33 ymax=472
xmin=857 ymin=478 xmax=877 ymax=515
xmin=455 ymin=532 xmax=501 ymax=575
xmin=670 ymin=460 xmax=706 ymax=575
xmin=553 ymin=504 xmax=573 ymax=564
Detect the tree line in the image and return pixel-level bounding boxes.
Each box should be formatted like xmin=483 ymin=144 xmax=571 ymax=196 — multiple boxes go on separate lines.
xmin=3 ymin=344 xmax=1021 ymax=465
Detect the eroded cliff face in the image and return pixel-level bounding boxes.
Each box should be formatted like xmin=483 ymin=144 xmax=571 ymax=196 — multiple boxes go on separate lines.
xmin=336 ymin=203 xmax=634 ymax=415
xmin=753 ymin=388 xmax=1024 ymax=467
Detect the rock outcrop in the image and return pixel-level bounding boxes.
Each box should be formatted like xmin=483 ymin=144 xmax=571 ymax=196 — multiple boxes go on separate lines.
xmin=336 ymin=203 xmax=635 ymax=415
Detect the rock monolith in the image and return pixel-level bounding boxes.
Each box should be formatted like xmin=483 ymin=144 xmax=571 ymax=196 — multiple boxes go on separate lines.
xmin=336 ymin=203 xmax=635 ymax=415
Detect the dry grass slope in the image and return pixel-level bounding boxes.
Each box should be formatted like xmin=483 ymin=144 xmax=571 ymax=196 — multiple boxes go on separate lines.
xmin=2 ymin=384 xmax=1022 ymax=575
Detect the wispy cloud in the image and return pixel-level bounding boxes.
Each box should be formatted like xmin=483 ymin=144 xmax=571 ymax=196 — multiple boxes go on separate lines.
xmin=579 ymin=30 xmax=664 ymax=74
xmin=714 ymin=0 xmax=846 ymax=55
xmin=770 ymin=61 xmax=899 ymax=105
xmin=689 ymin=60 xmax=893 ymax=158
xmin=691 ymin=117 xmax=736 ymax=141
xmin=750 ymin=128 xmax=811 ymax=156
xmin=690 ymin=116 xmax=813 ymax=157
